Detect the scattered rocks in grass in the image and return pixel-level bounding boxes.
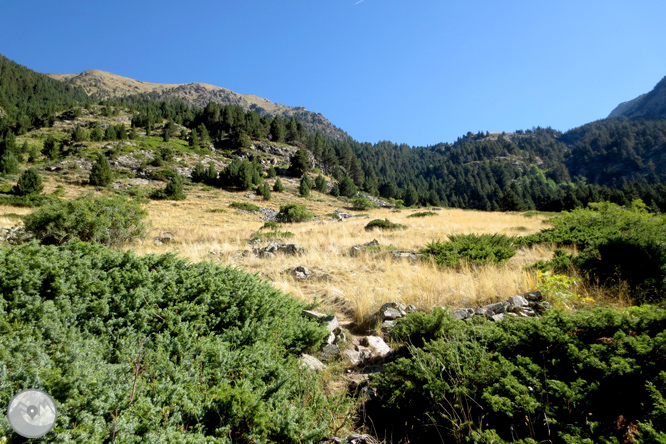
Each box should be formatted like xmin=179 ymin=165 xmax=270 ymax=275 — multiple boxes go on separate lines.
xmin=291 ymin=266 xmax=313 ymax=279
xmin=324 ymin=433 xmax=377 ymax=444
xmin=334 ymin=209 xmax=353 ymax=219
xmin=451 ymin=291 xmax=551 ymax=321
xmin=153 ymin=232 xmax=174 ymax=245
xmin=350 ymin=239 xmax=380 ymax=256
xmin=389 ymin=250 xmax=425 ymax=260
xmin=254 ymin=242 xmax=306 ymax=257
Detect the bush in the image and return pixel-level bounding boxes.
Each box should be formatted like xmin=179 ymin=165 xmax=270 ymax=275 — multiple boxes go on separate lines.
xmin=421 ymin=233 xmax=517 ymax=267
xmin=0 ymin=242 xmax=342 ymax=442
xmin=521 ymin=201 xmax=666 ymax=302
xmin=23 ymin=194 xmax=147 ymax=247
xmin=364 ymin=218 xmax=407 ymax=231
xmin=259 ymin=182 xmax=271 ymax=200
xmin=261 ymin=221 xmax=279 ymax=230
xmin=407 ymin=211 xmax=437 ymax=218
xmin=276 ymin=203 xmax=315 ymax=223
xmin=365 ymin=307 xmax=666 ymax=443
xmin=314 ymin=174 xmax=327 ymax=193
xmin=152 ymin=173 xmax=186 ymax=200
xmin=13 ymin=168 xmax=44 ymax=196
xmin=273 ymin=177 xmax=284 ymax=192
xmin=251 ymin=230 xmax=295 ymax=241
xmin=88 ymin=153 xmax=114 ymax=186
xmin=299 ymin=176 xmax=311 ymax=197
xmin=230 ymin=201 xmax=260 ymax=211
xmin=351 ymin=196 xmax=375 ymax=211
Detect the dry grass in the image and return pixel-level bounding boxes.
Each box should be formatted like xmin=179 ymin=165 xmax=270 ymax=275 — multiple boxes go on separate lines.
xmin=122 ymin=188 xmax=554 ymax=322
xmin=0 ymin=182 xmax=558 ymax=322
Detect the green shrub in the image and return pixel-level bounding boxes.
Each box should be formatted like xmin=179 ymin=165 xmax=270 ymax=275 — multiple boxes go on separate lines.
xmin=407 ymin=211 xmax=437 ymax=218
xmin=366 ymin=307 xmax=666 ymax=443
xmin=364 ymin=218 xmax=407 ymax=231
xmin=276 ymin=203 xmax=315 ymax=223
xmin=23 ymin=194 xmax=147 ymax=247
xmin=262 ymin=221 xmax=279 ymax=230
xmin=88 ymin=153 xmax=114 ymax=186
xmin=0 ymin=242 xmax=342 ymax=442
xmin=521 ymin=201 xmax=666 ymax=302
xmin=314 ymin=174 xmax=327 ymax=193
xmin=421 ymin=233 xmax=517 ymax=267
xmin=299 ymin=176 xmax=311 ymax=197
xmin=230 ymin=201 xmax=260 ymax=211
xmin=152 ymin=173 xmax=186 ymax=200
xmin=13 ymin=167 xmax=44 ymax=196
xmin=351 ymin=196 xmax=375 ymax=211
xmin=258 ymin=182 xmax=271 ymax=200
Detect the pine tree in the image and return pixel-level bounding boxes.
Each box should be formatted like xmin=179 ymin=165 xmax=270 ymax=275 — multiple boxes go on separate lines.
xmin=42 ymin=135 xmax=59 ymax=160
xmin=89 ymin=153 xmax=113 ymax=187
xmin=290 ymin=149 xmax=310 ymax=177
xmin=273 ymin=177 xmax=284 ymax=192
xmin=270 ymin=115 xmax=285 ymax=143
xmin=338 ymin=175 xmax=357 ymax=198
xmin=0 ymin=152 xmax=19 ymax=174
xmin=299 ymin=177 xmax=311 ymax=198
xmin=191 ymin=162 xmax=206 ymax=183
xmin=259 ymin=182 xmax=271 ymax=200
xmin=205 ymin=163 xmax=218 ymax=185
xmin=315 ymin=174 xmax=327 ymax=193
xmin=14 ymin=168 xmax=44 ymax=196
xmin=164 ymin=174 xmax=185 ymax=200
xmin=267 ymin=166 xmax=277 ymax=178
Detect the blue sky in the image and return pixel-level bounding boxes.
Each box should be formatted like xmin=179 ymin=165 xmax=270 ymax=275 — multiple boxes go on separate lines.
xmin=2 ymin=0 xmax=665 ymax=147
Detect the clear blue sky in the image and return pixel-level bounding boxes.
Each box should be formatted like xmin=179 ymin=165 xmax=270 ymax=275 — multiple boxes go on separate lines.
xmin=2 ymin=0 xmax=665 ymax=147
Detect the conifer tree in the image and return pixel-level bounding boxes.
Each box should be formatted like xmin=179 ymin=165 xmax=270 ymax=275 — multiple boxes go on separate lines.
xmin=41 ymin=135 xmax=59 ymax=160
xmin=273 ymin=177 xmax=284 ymax=192
xmin=89 ymin=153 xmax=113 ymax=187
xmin=299 ymin=176 xmax=311 ymax=198
xmin=191 ymin=162 xmax=206 ymax=183
xmin=0 ymin=152 xmax=19 ymax=174
xmin=14 ymin=168 xmax=43 ymax=196
xmin=164 ymin=174 xmax=185 ymax=200
xmin=315 ymin=174 xmax=327 ymax=193
xmin=259 ymin=182 xmax=271 ymax=200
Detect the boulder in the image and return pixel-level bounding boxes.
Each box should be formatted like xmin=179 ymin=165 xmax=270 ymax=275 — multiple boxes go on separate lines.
xmin=508 ymin=295 xmax=529 ymax=308
xmin=254 ymin=243 xmax=306 ymax=257
xmin=291 ymin=266 xmax=313 ymax=280
xmin=360 ymin=336 xmax=391 ymax=358
xmin=300 ymin=354 xmax=326 ymax=372
xmin=318 ymin=344 xmax=341 ymax=361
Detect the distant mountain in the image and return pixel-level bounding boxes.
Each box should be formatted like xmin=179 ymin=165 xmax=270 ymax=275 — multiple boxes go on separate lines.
xmin=48 ymin=70 xmax=350 ymax=141
xmin=608 ymin=76 xmax=666 ymax=120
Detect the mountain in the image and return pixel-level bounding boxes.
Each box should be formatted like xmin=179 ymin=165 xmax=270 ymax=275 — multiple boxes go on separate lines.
xmin=0 ymin=54 xmax=89 ymax=125
xmin=48 ymin=69 xmax=350 ymax=141
xmin=608 ymin=75 xmax=666 ymax=119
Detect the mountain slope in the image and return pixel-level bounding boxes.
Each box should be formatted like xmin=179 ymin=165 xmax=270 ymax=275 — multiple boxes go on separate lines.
xmin=608 ymin=75 xmax=666 ymax=119
xmin=48 ymin=69 xmax=350 ymax=140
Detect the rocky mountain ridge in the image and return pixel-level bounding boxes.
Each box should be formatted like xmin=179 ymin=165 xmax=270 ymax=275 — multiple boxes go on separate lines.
xmin=48 ymin=69 xmax=351 ymax=141
xmin=608 ymin=75 xmax=666 ymax=120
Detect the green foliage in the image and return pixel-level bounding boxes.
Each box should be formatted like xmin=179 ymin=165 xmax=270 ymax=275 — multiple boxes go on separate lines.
xmin=273 ymin=177 xmax=284 ymax=192
xmin=152 ymin=174 xmax=186 ymax=200
xmin=0 ymin=151 xmax=19 ymax=174
xmin=364 ymin=218 xmax=407 ymax=231
xmin=267 ymin=166 xmax=277 ymax=178
xmin=407 ymin=211 xmax=437 ymax=218
xmin=13 ymin=167 xmax=44 ymax=196
xmin=220 ymin=157 xmax=263 ymax=190
xmin=0 ymin=242 xmax=341 ymax=442
xmin=299 ymin=176 xmax=311 ymax=197
xmin=522 ymin=201 xmax=666 ymax=302
xmin=88 ymin=153 xmax=114 ymax=187
xmin=41 ymin=135 xmax=60 ymax=160
xmin=351 ymin=196 xmax=375 ymax=211
xmin=422 ymin=233 xmax=517 ymax=267
xmin=230 ymin=201 xmax=260 ymax=211
xmin=276 ymin=204 xmax=315 ymax=223
xmin=258 ymin=182 xmax=271 ymax=200
xmin=23 ymin=194 xmax=147 ymax=247
xmin=290 ymin=149 xmax=310 ymax=177
xmin=338 ymin=175 xmax=357 ymax=198
xmin=261 ymin=221 xmax=279 ymax=230
xmin=191 ymin=161 xmax=207 ymax=183
xmin=314 ymin=173 xmax=327 ymax=193
xmin=367 ymin=307 xmax=666 ymax=443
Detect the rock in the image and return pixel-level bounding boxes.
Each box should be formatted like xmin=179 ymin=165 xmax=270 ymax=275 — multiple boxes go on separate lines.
xmin=334 ymin=209 xmax=353 ymax=219
xmin=291 ymin=266 xmax=313 ymax=279
xmin=490 ymin=313 xmax=505 ymax=322
xmin=154 ymin=232 xmax=174 ymax=245
xmin=453 ymin=308 xmax=474 ymax=320
xmin=245 ymin=193 xmax=257 ymax=199
xmin=406 ymin=304 xmax=417 ymax=312
xmin=326 ymin=331 xmax=336 ymax=344
xmin=318 ymin=344 xmax=341 ymax=361
xmin=484 ymin=301 xmax=509 ymax=315
xmin=381 ymin=320 xmax=396 ymax=329
xmin=324 ymin=433 xmax=377 ymax=444
xmin=254 ymin=243 xmax=306 ymax=257
xmin=259 ymin=207 xmax=279 ymax=222
xmin=390 ymin=250 xmax=425 ymax=260
xmin=0 ymin=227 xmax=33 ymax=245
xmin=508 ymin=295 xmax=529 ymax=308
xmin=302 ymin=310 xmax=339 ymax=331
xmin=334 ymin=331 xmax=347 ymax=345
xmin=343 ymin=348 xmax=373 ymax=366
xmin=524 ymin=291 xmax=544 ymax=302
xmin=381 ymin=307 xmax=402 ymax=320
xmin=350 ymin=239 xmax=380 ymax=256
xmin=300 ymin=354 xmax=326 ymax=372
xmin=360 ymin=336 xmax=391 ymax=358
xmin=431 ymin=207 xmax=443 ymax=211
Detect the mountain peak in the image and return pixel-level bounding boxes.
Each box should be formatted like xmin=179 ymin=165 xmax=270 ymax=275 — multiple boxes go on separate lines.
xmin=608 ymin=75 xmax=666 ymax=120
